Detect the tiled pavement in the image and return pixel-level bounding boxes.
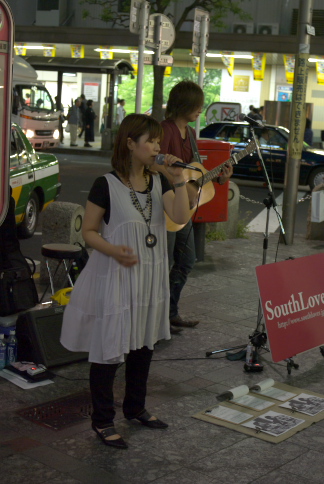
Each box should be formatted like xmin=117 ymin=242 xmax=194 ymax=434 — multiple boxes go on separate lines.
xmin=1 ymin=232 xmax=324 ymax=483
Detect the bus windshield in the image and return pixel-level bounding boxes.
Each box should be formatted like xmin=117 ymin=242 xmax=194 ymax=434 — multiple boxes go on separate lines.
xmin=17 ymin=84 xmax=54 ymax=112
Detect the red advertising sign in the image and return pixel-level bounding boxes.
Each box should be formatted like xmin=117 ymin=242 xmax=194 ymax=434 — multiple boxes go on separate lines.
xmin=256 ymin=254 xmax=324 ymax=362
xmin=0 ymin=1 xmax=14 ymax=226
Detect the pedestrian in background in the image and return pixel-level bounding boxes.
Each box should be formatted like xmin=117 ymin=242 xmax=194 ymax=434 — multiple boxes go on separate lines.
xmin=84 ymin=100 xmax=97 ymax=148
xmin=117 ymin=99 xmax=126 ymax=125
xmin=101 ymin=96 xmax=109 ymax=133
xmin=304 ymin=118 xmax=313 ymax=146
xmin=78 ymin=93 xmax=87 ymax=139
xmin=67 ymin=98 xmax=81 ymax=147
xmin=55 ymin=95 xmax=65 ymax=144
xmin=251 ymin=107 xmax=263 ymax=121
xmin=248 ymin=104 xmax=255 ymax=117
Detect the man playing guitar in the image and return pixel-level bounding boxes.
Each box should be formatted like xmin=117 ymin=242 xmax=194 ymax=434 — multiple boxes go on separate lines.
xmin=154 ymin=80 xmax=233 ymax=334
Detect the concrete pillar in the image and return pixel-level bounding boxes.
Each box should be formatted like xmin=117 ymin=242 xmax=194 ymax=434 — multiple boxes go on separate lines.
xmin=207 ymin=181 xmax=240 ymax=238
xmin=40 ymin=202 xmax=85 ymax=284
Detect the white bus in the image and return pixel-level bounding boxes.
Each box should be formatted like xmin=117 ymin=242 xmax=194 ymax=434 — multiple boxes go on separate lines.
xmin=12 ymin=56 xmax=60 ymax=150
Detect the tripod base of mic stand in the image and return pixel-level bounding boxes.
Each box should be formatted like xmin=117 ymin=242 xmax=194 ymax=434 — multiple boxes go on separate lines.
xmin=244 ymin=362 xmax=264 ymax=372
xmin=285 ymin=358 xmax=299 ymax=375
xmin=226 ymin=349 xmax=246 ymax=361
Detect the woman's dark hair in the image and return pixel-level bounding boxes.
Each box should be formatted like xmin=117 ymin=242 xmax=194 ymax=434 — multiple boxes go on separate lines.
xmin=165 ymin=80 xmax=204 ymax=119
xmin=112 ymin=114 xmax=163 ymax=179
xmin=86 ymin=100 xmax=93 ymax=107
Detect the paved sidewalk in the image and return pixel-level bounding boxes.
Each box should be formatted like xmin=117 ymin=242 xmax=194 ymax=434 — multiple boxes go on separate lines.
xmin=53 ymin=134 xmax=110 ymax=157
xmin=1 ymin=232 xmax=324 ymax=483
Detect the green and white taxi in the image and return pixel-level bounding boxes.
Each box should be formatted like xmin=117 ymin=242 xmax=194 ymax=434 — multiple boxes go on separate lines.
xmin=10 ymin=123 xmax=61 ymax=238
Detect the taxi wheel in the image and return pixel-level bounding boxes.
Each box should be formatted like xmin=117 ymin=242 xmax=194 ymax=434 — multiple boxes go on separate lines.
xmin=308 ymin=167 xmax=324 ymax=191
xmin=18 ymin=192 xmax=39 ymax=239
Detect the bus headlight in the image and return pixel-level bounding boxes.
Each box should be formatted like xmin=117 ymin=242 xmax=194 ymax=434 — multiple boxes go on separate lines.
xmin=25 ymin=129 xmax=35 ymax=139
xmin=53 ymin=129 xmax=60 ymax=140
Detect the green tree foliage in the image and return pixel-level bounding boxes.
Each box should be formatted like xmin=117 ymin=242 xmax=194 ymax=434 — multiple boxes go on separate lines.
xmin=118 ymin=66 xmax=221 ymax=127
xmin=80 ymin=0 xmax=249 ymax=119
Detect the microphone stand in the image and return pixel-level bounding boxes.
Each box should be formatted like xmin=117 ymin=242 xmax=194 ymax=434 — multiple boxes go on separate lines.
xmin=206 ymin=126 xmax=296 ymax=373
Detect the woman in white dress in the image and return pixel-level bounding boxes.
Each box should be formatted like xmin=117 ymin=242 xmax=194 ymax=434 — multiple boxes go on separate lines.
xmin=60 ymin=114 xmax=190 ymax=448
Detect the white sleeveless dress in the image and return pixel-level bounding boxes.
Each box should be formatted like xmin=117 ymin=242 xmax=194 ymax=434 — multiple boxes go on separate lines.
xmin=60 ymin=173 xmax=171 ymax=363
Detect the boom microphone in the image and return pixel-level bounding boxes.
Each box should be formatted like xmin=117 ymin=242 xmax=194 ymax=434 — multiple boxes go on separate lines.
xmin=238 ymin=113 xmax=264 ymax=127
xmin=155 ymin=154 xmax=202 ymax=172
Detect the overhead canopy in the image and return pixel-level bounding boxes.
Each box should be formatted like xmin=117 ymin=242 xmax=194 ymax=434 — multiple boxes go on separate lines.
xmin=23 ymin=56 xmax=134 ymax=75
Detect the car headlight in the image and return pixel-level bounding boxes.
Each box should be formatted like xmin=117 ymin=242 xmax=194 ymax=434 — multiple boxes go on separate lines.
xmin=25 ymin=129 xmax=35 ymax=139
xmin=53 ymin=129 xmax=60 ymax=140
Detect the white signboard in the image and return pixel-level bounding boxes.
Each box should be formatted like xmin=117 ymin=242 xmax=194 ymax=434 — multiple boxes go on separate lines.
xmin=143 ymin=54 xmax=173 ymax=66
xmin=84 ymin=83 xmax=99 ymax=102
xmin=192 ymin=8 xmax=209 ymax=57
xmin=145 ymin=13 xmax=175 ymax=52
xmin=206 ymin=102 xmax=242 ymax=124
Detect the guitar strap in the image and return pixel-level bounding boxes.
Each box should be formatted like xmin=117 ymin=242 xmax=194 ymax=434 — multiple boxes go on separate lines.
xmin=187 ymin=126 xmax=203 ymax=165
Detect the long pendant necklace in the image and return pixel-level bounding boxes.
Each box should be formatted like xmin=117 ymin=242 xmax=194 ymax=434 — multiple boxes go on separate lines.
xmin=127 ymin=173 xmax=157 ymax=248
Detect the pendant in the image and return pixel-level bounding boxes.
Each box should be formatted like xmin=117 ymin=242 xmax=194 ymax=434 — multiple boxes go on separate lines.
xmin=146 ymin=233 xmax=157 ymax=248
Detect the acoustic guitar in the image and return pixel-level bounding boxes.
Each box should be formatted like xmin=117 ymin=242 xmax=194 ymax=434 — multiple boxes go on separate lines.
xmin=166 ymin=139 xmax=257 ymax=232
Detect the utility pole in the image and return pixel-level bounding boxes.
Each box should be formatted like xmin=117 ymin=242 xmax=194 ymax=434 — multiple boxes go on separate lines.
xmin=281 ymin=0 xmax=314 ymax=244
xmin=192 ymin=8 xmax=209 ymax=136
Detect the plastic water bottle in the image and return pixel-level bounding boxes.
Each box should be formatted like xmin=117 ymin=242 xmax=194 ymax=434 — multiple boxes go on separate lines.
xmin=0 ymin=334 xmax=6 ymax=370
xmin=246 ymin=342 xmax=253 ymax=365
xmin=6 ymin=330 xmax=17 ymax=365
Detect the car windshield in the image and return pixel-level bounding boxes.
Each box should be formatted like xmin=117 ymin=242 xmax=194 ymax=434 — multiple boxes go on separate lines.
xmin=17 ymin=84 xmax=54 ymax=112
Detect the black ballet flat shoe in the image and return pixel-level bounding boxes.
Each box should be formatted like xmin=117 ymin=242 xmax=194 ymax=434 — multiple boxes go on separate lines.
xmin=128 ymin=409 xmax=168 ymax=429
xmin=92 ymin=423 xmax=128 ymax=449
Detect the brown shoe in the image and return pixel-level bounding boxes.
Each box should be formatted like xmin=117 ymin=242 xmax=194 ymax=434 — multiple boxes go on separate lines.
xmin=170 ymin=324 xmax=183 ymax=334
xmin=170 ymin=315 xmax=199 ymax=328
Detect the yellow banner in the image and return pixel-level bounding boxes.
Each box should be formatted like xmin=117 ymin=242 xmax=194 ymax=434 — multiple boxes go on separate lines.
xmin=233 ymin=75 xmax=250 ymax=92
xmin=164 ymin=51 xmax=173 ymax=76
xmin=71 ymin=45 xmax=84 ymax=59
xmin=316 ymin=57 xmax=324 ymax=85
xmin=221 ymin=51 xmax=234 ymax=77
xmin=100 ymin=47 xmax=113 ymax=60
xmin=283 ymin=54 xmax=295 ymax=83
xmin=252 ymin=53 xmax=266 ymax=81
xmin=15 ymin=43 xmax=26 ymax=56
xmin=192 ymin=56 xmax=206 ymax=75
xmin=43 ymin=45 xmax=56 ymax=57
xmin=129 ymin=52 xmax=138 ymax=76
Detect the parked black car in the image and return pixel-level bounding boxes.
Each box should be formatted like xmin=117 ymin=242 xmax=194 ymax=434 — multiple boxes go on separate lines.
xmin=200 ymin=121 xmax=324 ymax=189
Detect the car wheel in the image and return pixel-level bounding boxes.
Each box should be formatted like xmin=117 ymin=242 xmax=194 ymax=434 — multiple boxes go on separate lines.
xmin=308 ymin=168 xmax=324 ymax=190
xmin=17 ymin=192 xmax=39 ymax=238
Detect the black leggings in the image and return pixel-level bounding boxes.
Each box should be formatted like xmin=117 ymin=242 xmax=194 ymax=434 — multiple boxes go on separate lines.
xmin=90 ymin=346 xmax=153 ymax=428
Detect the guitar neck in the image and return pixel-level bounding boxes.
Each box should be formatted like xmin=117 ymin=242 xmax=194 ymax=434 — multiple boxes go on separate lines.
xmin=195 ymin=140 xmax=256 ymax=189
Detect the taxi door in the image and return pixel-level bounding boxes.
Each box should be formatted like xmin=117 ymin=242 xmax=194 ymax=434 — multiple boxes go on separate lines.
xmin=253 ymin=127 xmax=287 ymax=183
xmin=9 ymin=126 xmax=35 ymax=223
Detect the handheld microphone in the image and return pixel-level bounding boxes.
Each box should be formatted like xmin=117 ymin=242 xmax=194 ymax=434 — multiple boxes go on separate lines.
xmin=155 ymin=154 xmax=202 ymax=172
xmin=238 ymin=113 xmax=264 ymax=127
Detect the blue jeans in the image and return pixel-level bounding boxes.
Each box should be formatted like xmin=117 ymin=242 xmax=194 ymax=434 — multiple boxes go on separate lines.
xmin=167 ymin=220 xmax=196 ymax=319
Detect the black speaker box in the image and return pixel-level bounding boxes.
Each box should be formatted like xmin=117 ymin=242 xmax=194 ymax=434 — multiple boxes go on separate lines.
xmin=16 ymin=306 xmax=88 ymax=368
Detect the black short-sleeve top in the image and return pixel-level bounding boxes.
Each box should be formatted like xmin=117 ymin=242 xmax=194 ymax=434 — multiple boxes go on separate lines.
xmin=88 ymin=170 xmax=172 ymax=224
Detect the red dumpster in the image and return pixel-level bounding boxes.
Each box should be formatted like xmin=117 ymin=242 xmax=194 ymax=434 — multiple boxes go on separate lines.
xmin=193 ymin=139 xmax=233 ymax=223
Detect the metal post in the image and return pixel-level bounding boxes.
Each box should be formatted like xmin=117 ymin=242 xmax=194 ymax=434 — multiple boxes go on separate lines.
xmin=153 ymin=14 xmax=162 ymax=67
xmin=135 ymin=1 xmax=149 ymax=114
xmin=195 ymin=16 xmax=208 ymax=137
xmin=281 ymin=0 xmax=313 ymax=244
